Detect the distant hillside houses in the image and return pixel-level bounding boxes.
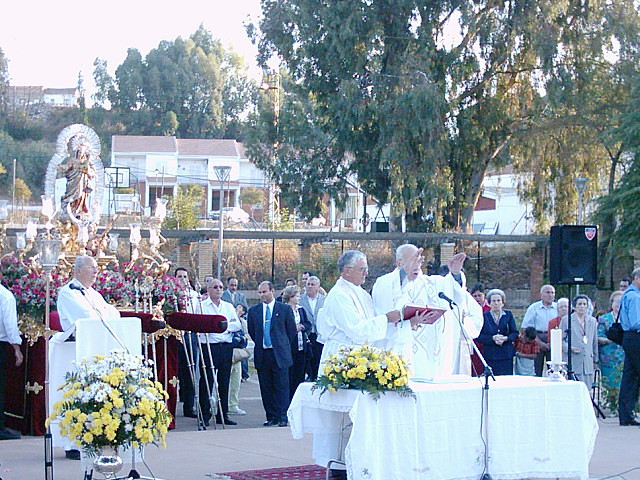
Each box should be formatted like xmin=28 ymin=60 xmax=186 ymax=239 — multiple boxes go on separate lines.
xmin=7 ymin=86 xmax=79 ymax=111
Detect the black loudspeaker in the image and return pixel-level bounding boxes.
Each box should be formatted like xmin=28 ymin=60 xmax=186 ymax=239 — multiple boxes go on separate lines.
xmin=549 ymin=225 xmax=598 ymax=284
xmin=370 ymin=221 xmax=389 ymax=232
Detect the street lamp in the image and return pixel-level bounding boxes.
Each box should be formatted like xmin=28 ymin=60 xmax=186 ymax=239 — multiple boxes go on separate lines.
xmin=213 ymin=165 xmax=232 ymax=279
xmin=260 ymin=69 xmax=280 ymax=225
xmin=573 ymin=177 xmax=588 ymax=224
xmin=39 ymin=236 xmax=61 ymax=480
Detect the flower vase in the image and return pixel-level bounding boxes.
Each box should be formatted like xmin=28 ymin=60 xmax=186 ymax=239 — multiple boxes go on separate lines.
xmin=93 ymin=446 xmax=123 ymax=479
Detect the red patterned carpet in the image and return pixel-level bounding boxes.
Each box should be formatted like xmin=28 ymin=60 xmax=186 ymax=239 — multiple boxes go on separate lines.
xmin=213 ymin=464 xmax=332 ymax=479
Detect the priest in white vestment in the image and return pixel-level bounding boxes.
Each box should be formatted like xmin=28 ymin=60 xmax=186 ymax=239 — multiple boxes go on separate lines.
xmin=316 ymin=250 xmax=428 ymax=373
xmin=50 ymin=255 xmax=122 ymax=460
xmin=372 ymin=245 xmax=483 ymax=379
xmin=312 ymin=249 xmax=428 ymax=471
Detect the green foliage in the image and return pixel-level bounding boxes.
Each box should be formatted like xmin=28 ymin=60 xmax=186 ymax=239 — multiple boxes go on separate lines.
xmin=250 ymin=0 xmax=640 ymax=231
xmin=162 ymin=184 xmax=204 ymax=230
xmin=12 ymin=177 xmax=31 ymax=203
xmin=92 ymin=58 xmax=114 ymax=108
xmin=0 ymin=131 xmax=53 ymax=197
xmin=103 ymin=26 xmax=256 ymax=139
xmin=239 ymin=186 xmax=264 ymax=215
xmin=266 ymin=207 xmax=295 ymax=231
xmin=0 ymin=47 xmax=8 ymax=117
xmin=595 ymin=77 xmax=640 ymax=252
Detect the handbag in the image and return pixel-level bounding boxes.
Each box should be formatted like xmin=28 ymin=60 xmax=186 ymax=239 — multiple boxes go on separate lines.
xmin=231 ymin=329 xmax=248 ymax=349
xmin=232 ymin=347 xmax=251 ymax=364
xmin=606 ymin=294 xmax=625 ymax=345
xmin=606 ymin=314 xmax=624 ymax=345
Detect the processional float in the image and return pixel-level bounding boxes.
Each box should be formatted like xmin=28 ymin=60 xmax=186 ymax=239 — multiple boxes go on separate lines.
xmin=1 ymin=124 xmax=224 ymax=479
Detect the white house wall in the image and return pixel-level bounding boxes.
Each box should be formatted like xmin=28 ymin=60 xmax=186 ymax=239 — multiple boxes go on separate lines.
xmin=472 ymin=172 xmax=532 ymax=235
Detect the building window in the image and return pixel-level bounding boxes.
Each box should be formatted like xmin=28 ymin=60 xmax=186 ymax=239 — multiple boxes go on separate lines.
xmin=149 ymin=187 xmax=172 ymax=209
xmin=211 ymin=190 xmax=235 ymax=211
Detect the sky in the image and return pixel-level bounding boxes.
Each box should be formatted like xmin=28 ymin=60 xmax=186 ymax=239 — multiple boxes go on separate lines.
xmin=0 ymin=0 xmax=264 ymax=95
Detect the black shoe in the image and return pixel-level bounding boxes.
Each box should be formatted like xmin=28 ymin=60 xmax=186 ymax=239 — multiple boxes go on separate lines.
xmin=0 ymin=428 xmax=20 ymax=440
xmin=65 ymin=449 xmax=81 ymax=460
xmin=216 ymin=417 xmax=237 ymax=426
xmin=263 ymin=420 xmax=277 ymax=426
xmin=620 ymin=419 xmax=640 ymax=426
xmin=278 ymin=420 xmax=288 ymax=427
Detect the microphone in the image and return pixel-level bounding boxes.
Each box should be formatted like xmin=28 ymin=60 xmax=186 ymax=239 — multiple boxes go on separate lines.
xmin=69 ymin=284 xmax=86 ymax=295
xmin=438 ymin=291 xmax=457 ymax=307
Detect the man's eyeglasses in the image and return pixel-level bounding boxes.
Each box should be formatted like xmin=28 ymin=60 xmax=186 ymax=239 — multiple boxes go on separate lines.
xmin=210 ymin=285 xmax=224 ymax=289
xmin=346 ymin=266 xmax=369 ymax=273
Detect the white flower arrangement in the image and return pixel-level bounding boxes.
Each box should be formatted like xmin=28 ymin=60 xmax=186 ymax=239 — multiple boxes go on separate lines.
xmin=47 ymin=351 xmax=172 ymax=456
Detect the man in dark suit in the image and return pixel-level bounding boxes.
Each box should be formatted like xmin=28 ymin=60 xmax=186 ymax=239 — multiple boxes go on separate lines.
xmin=221 ymin=276 xmax=248 ymax=309
xmin=248 ymin=281 xmax=297 ymax=427
xmin=299 ymin=275 xmax=326 ymax=380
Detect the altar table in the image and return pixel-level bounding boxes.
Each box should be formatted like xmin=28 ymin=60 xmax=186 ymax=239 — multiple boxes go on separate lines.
xmin=288 ymin=376 xmax=598 ymax=480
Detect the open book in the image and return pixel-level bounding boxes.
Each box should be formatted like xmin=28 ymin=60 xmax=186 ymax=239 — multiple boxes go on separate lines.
xmin=402 ymin=304 xmax=447 ymax=323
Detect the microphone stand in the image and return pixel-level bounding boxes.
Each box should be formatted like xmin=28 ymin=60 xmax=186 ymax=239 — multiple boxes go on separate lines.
xmin=442 ymin=297 xmax=494 ymax=480
xmin=76 ymin=287 xmax=129 ymax=354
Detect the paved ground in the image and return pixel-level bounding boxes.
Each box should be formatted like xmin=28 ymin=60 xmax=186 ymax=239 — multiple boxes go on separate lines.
xmin=1 ymin=378 xmax=639 ymax=479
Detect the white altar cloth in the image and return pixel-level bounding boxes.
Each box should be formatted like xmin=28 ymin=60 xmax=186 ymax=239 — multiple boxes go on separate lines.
xmin=288 ymin=376 xmax=598 ymax=480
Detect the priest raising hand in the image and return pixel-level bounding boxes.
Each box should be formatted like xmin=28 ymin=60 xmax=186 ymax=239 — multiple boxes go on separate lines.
xmin=448 ymin=252 xmax=467 ymax=275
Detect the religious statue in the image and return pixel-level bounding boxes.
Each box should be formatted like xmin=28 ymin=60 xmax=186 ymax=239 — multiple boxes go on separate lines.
xmin=58 ymin=141 xmax=96 ymax=219
xmin=45 ymin=124 xmax=105 ymax=229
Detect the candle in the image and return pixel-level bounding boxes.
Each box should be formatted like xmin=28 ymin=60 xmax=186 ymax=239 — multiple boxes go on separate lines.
xmin=550 ymin=328 xmax=563 ymax=364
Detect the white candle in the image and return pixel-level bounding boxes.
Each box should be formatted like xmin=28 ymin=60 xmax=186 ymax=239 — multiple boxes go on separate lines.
xmin=550 ymin=328 xmax=563 ymax=364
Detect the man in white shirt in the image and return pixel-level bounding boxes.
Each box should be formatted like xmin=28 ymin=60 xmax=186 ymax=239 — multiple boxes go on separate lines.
xmin=372 ymin=245 xmax=483 ymax=379
xmin=317 ymin=250 xmax=428 ymax=372
xmin=522 ymin=285 xmax=558 ymax=376
xmin=198 ymin=278 xmax=241 ymax=426
xmin=299 ymin=275 xmax=325 ymax=380
xmin=175 ymin=267 xmax=201 ymax=418
xmin=0 ymin=273 xmax=22 ymax=440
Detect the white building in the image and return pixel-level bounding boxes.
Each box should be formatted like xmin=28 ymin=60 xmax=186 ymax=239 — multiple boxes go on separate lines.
xmin=472 ymin=165 xmax=533 ymax=235
xmin=43 ymin=88 xmax=79 ymax=107
xmin=109 ymin=136 xmax=267 ymax=218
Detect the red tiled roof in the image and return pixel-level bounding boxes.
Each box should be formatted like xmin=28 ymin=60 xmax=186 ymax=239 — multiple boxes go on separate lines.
xmin=177 ymin=139 xmax=239 ymax=156
xmin=112 ymin=136 xmax=177 ymax=153
xmin=112 ymin=135 xmax=244 ymax=157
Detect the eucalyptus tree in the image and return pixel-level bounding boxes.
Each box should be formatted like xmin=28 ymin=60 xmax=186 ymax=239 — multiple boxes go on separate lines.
xmin=0 ymin=47 xmax=8 ymax=117
xmin=250 ymin=0 xmax=640 ymax=230
xmin=105 ymin=25 xmax=255 ymax=139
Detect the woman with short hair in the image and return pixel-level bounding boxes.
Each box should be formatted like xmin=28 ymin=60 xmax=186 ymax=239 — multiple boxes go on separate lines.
xmin=282 ymin=285 xmax=312 ymax=400
xmin=476 ymin=289 xmax=519 ymax=375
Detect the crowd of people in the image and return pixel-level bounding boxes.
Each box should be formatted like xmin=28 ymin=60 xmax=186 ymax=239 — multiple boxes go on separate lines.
xmin=1 ymin=251 xmax=639 ymax=453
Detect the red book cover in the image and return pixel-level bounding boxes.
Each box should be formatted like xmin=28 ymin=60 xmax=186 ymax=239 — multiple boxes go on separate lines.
xmin=402 ymin=304 xmax=447 ymax=323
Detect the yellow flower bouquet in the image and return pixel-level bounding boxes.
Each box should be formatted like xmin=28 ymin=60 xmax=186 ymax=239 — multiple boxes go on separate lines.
xmin=313 ymin=344 xmax=415 ymax=400
xmin=47 ymin=351 xmax=172 ymax=456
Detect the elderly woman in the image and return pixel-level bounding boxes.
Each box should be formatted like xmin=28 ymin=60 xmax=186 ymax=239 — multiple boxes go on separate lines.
xmin=476 ymin=289 xmax=519 ymax=375
xmin=597 ymin=291 xmax=625 ymax=396
xmin=560 ymin=294 xmax=598 ymax=389
xmin=282 ymin=285 xmax=313 ymax=401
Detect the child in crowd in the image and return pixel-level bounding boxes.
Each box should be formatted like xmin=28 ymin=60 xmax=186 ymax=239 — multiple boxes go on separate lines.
xmin=514 ymin=326 xmax=540 ymax=376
